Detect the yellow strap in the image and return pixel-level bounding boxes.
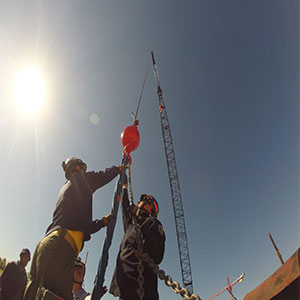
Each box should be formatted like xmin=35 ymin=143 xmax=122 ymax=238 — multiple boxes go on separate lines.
xmin=48 ymin=229 xmax=84 ymax=255
xmin=65 ymin=230 xmax=84 ymax=255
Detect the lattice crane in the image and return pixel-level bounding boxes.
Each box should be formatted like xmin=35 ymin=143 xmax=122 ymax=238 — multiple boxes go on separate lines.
xmin=151 ymin=52 xmax=194 ymax=294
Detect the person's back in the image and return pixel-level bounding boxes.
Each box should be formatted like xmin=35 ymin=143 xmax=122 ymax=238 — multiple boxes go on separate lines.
xmin=47 ymin=166 xmax=121 ymax=239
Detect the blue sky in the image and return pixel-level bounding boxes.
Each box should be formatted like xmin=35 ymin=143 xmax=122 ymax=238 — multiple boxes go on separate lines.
xmin=0 ymin=1 xmax=299 ymax=299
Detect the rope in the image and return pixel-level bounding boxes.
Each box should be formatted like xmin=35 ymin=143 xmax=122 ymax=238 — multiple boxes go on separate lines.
xmin=91 ymin=157 xmax=129 ymax=300
xmin=127 ymin=167 xmax=144 ymax=300
xmin=134 ymin=62 xmax=150 ymax=120
xmin=136 ymin=226 xmax=145 ymax=300
xmin=128 ymin=157 xmax=200 ymax=300
xmin=127 ymin=163 xmax=144 ymax=299
xmin=127 ymin=163 xmax=134 ymax=206
xmin=126 ymin=157 xmax=202 ymax=300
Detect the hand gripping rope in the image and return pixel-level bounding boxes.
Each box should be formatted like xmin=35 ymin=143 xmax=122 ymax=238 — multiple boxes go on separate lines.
xmin=92 ymin=61 xmax=201 ymax=299
xmin=91 ymin=64 xmax=147 ymax=300
xmin=91 ymin=155 xmax=129 ymax=300
xmin=122 ymin=70 xmax=200 ymax=300
xmin=91 ymin=115 xmax=140 ymax=300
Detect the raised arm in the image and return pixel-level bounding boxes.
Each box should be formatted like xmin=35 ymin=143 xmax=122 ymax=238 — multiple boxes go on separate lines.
xmin=87 ymin=166 xmax=120 ymax=193
xmin=121 ymin=186 xmax=132 ymax=232
xmin=90 ymin=214 xmax=116 ymax=234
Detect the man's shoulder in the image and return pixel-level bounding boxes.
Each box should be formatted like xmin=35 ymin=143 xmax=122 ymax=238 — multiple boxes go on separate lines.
xmin=146 ymin=218 xmax=165 ymax=237
xmin=73 ymin=288 xmax=90 ymax=300
xmin=2 ymin=261 xmax=20 ymax=275
xmin=5 ymin=261 xmax=18 ymax=268
xmin=155 ymin=219 xmax=165 ymax=236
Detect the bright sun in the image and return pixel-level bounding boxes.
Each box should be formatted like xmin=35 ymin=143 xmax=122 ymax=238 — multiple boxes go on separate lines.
xmin=13 ymin=68 xmax=45 ymax=114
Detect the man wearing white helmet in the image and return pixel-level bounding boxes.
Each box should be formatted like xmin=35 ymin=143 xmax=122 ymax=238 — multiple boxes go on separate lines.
xmin=24 ymin=157 xmax=126 ymax=300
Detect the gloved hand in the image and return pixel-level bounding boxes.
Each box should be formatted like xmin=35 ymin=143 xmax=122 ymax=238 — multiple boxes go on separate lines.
xmin=118 ymin=165 xmax=128 ymax=173
xmin=101 ymin=213 xmax=116 ymax=226
xmin=128 ymin=204 xmax=138 ymax=216
xmin=100 ymin=286 xmax=108 ymax=298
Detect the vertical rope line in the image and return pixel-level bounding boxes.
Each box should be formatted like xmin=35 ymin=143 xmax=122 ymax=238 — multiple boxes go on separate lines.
xmin=134 ymin=62 xmax=150 ymax=119
xmin=128 ymin=164 xmax=134 ymax=205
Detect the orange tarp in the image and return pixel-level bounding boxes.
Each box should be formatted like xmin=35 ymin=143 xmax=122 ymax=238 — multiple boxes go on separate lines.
xmin=244 ymin=248 xmax=300 ymax=300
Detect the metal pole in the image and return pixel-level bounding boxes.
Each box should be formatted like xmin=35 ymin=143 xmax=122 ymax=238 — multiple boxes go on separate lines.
xmin=268 ymin=232 xmax=285 ymax=265
xmin=205 ymin=273 xmax=245 ymax=300
xmin=226 ymin=276 xmax=234 ymax=300
xmin=151 ymin=51 xmax=194 ymax=294
xmin=84 ymin=251 xmax=89 ymax=265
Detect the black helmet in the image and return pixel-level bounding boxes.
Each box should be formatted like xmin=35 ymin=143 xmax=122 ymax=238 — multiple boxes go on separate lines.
xmin=62 ymin=157 xmax=87 ymax=179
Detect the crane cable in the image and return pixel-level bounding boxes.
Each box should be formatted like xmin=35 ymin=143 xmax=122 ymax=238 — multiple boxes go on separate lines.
xmin=133 ymin=61 xmax=150 ymax=121
xmin=127 ymin=61 xmax=150 ymax=206
xmin=126 ymin=58 xmax=203 ymax=300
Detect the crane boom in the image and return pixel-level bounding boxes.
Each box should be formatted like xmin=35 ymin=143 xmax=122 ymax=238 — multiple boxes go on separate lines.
xmin=151 ymin=51 xmax=194 ymax=294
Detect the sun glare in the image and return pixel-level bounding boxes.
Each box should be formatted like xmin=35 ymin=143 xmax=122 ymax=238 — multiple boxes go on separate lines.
xmin=13 ymin=68 xmax=45 ymax=114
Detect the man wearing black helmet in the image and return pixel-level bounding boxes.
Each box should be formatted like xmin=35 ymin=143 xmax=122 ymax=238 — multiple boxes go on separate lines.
xmin=0 ymin=248 xmax=31 ymax=300
xmin=109 ymin=180 xmax=165 ymax=300
xmin=24 ymin=157 xmax=126 ymax=300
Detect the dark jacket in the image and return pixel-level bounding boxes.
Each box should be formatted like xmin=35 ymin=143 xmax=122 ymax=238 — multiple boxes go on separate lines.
xmin=109 ymin=189 xmax=165 ymax=300
xmin=46 ymin=167 xmax=119 ymax=241
xmin=0 ymin=261 xmax=27 ymax=300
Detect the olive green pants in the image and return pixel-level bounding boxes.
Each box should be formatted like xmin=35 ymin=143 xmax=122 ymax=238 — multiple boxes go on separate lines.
xmin=23 ymin=231 xmax=75 ymax=300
